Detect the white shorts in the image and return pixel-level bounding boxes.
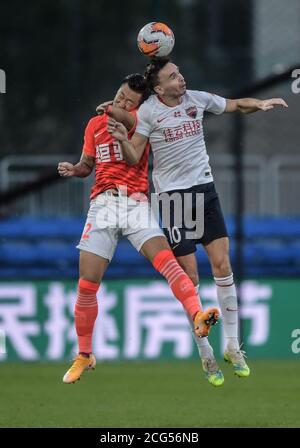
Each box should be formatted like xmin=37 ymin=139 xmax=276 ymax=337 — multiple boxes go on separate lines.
xmin=77 ymin=192 xmax=165 ymax=261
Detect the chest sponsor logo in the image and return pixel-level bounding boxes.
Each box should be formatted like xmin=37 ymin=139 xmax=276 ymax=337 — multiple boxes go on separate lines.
xmin=163 ymin=120 xmax=201 ymax=142
xmin=96 ymin=142 xmax=123 ymax=162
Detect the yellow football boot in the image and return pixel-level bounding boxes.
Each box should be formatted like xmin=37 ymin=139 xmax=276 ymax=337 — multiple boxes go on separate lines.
xmin=193 ymin=308 xmax=219 ymax=338
xmin=63 ymin=353 xmax=96 ymax=384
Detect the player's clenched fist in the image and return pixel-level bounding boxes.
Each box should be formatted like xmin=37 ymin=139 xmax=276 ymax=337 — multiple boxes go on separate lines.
xmin=58 ymin=161 xmax=76 ymax=177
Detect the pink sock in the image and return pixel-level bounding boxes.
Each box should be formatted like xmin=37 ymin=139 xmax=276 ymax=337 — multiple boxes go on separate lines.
xmin=74 ymin=278 xmax=99 ymax=354
xmin=152 ymin=249 xmax=201 ymax=319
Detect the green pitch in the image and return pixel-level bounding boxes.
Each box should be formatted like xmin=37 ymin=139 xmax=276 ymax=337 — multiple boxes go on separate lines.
xmin=1 ymin=360 xmax=299 ymax=428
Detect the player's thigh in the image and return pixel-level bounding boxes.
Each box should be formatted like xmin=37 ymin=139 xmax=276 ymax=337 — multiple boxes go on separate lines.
xmin=204 ymin=236 xmax=230 ymax=260
xmin=140 ymin=235 xmax=170 ymax=262
xmin=77 ymin=200 xmax=120 ymax=281
xmin=123 ymin=200 xmax=166 ymax=261
xmin=79 ymin=250 xmax=109 ymax=283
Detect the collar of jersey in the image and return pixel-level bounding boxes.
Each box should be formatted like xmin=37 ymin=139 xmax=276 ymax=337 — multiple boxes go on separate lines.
xmin=156 ymin=94 xmax=184 ymax=108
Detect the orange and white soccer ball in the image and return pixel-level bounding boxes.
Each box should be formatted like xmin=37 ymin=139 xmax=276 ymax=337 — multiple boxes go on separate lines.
xmin=137 ymin=22 xmax=175 ymax=57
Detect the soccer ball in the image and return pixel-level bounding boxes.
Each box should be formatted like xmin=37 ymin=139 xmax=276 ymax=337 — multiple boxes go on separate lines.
xmin=137 ymin=22 xmax=175 ymax=58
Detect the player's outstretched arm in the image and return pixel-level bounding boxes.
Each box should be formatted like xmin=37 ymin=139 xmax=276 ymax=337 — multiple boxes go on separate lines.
xmin=58 ymin=152 xmax=95 ymax=178
xmin=225 ymin=97 xmax=288 ymax=114
xmin=96 ymin=101 xmax=135 ymax=131
xmin=107 ymin=118 xmax=148 ymax=165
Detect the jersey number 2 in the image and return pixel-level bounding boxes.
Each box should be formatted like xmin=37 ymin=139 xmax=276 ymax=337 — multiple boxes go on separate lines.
xmin=82 ymin=223 xmax=92 ymax=239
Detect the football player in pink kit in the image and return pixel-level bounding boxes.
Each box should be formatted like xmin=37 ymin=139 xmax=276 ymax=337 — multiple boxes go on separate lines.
xmin=108 ymin=58 xmax=288 ymax=386
xmin=58 ymin=73 xmax=219 ymax=384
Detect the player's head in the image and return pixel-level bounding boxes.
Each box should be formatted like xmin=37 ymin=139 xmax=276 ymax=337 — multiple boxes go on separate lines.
xmin=144 ymin=57 xmax=186 ymax=98
xmin=113 ymin=73 xmax=150 ymax=111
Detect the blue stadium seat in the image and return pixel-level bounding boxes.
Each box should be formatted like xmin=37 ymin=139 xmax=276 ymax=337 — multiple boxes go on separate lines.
xmin=1 ymin=216 xmax=300 ymax=279
xmin=0 ymin=217 xmax=84 ymax=241
xmin=0 ymin=242 xmax=38 ymax=266
xmin=35 ymin=242 xmax=77 ymax=266
xmin=244 ymin=217 xmax=300 ymax=239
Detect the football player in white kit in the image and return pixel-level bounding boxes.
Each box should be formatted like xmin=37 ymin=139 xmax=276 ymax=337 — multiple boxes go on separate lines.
xmin=107 ymin=58 xmax=288 ymax=386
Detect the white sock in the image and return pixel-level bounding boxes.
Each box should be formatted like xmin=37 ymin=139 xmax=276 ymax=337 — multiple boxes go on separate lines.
xmin=185 ymin=284 xmax=214 ymax=359
xmin=214 ymin=274 xmax=240 ymax=351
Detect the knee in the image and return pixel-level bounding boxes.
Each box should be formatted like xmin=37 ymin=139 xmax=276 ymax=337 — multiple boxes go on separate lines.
xmin=79 ymin=275 xmax=100 ymax=285
xmin=212 ymin=255 xmax=232 ymax=278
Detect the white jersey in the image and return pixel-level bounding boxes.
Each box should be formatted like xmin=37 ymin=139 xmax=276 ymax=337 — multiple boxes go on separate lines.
xmin=136 ymin=90 xmax=226 ymax=193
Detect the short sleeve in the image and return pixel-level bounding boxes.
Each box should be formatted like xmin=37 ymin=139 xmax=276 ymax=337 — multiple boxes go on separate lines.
xmin=82 ymin=119 xmax=96 ymax=156
xmin=136 ymin=101 xmax=153 ymax=137
xmin=201 ymin=92 xmax=226 ymax=115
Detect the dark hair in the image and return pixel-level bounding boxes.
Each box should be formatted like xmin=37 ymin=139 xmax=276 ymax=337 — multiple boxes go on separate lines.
xmin=121 ymin=73 xmax=151 ymax=104
xmin=144 ymin=57 xmax=170 ymax=92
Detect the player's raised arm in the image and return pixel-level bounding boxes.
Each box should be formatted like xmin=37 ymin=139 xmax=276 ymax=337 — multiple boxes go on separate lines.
xmin=58 ymin=152 xmax=95 ymax=178
xmin=107 ymin=118 xmax=148 ymax=165
xmin=96 ymin=101 xmax=135 ymax=132
xmin=225 ymin=97 xmax=288 ymax=114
